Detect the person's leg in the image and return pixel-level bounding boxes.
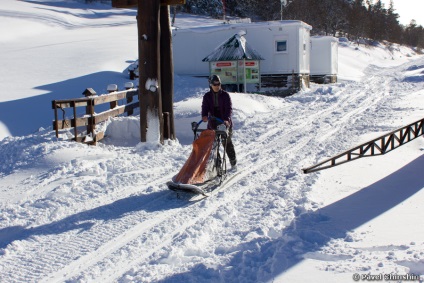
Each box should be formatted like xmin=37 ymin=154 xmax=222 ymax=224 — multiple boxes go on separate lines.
xmin=226 ymin=129 xmax=236 ymax=166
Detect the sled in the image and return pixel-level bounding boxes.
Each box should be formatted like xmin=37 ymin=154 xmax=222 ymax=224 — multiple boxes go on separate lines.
xmin=167 ymin=117 xmax=229 ymax=197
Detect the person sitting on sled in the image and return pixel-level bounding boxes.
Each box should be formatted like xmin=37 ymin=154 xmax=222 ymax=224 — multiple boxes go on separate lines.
xmin=201 ymin=75 xmax=237 ymax=168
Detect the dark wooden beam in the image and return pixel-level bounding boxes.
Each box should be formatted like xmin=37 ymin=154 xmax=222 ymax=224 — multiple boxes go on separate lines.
xmin=302 ymin=118 xmax=424 ymax=174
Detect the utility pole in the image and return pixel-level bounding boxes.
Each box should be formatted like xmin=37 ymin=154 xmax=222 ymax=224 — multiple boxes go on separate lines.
xmin=112 ymin=0 xmax=184 ymax=143
xmin=222 ymin=0 xmax=226 ymax=21
xmin=160 ymin=5 xmax=176 ymax=140
xmin=138 ymin=0 xmax=163 ymax=143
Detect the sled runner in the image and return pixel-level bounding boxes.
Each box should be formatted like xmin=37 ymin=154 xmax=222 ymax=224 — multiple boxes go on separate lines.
xmin=167 ymin=117 xmax=229 ymax=196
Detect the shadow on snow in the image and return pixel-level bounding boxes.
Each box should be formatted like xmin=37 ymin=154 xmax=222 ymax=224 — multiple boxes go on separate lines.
xmin=23 ymin=0 xmax=136 ymax=14
xmin=157 ymin=153 xmax=424 ymax=283
xmin=0 ymin=70 xmax=130 ymax=137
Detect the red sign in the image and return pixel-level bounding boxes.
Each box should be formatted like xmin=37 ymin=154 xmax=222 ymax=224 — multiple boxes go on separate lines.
xmin=216 ymin=62 xmax=233 ymax=67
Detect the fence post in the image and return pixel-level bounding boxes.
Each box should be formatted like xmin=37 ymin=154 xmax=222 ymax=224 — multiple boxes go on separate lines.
xmin=53 ymin=101 xmax=59 ymax=138
xmin=82 ymin=88 xmax=97 ymax=139
xmin=72 ymin=101 xmax=78 ymax=141
xmin=163 ymin=112 xmax=171 ymax=140
xmin=107 ymin=84 xmax=118 ymax=109
xmin=125 ymin=82 xmax=134 ymax=116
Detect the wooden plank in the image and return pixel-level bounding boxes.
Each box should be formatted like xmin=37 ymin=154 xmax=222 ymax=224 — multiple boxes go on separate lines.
xmin=93 ymin=102 xmax=139 ymax=124
xmin=93 ymin=90 xmax=138 ymax=105
xmin=302 ymin=155 xmax=363 ymax=174
xmin=388 ymin=134 xmax=395 ymax=151
xmin=52 ymin=100 xmax=89 ymax=109
xmin=373 ymin=141 xmax=382 ymax=154
xmin=400 ymin=128 xmax=409 ymax=143
xmin=94 ymin=107 xmax=126 ymax=124
xmin=75 ymin=116 xmax=90 ymax=127
xmin=419 ymin=120 xmax=424 ymax=135
xmin=95 ymin=132 xmax=105 ymax=142
xmin=53 ymin=97 xmax=91 ymax=104
xmin=55 ymin=115 xmax=103 ymax=130
xmin=361 ymin=142 xmax=373 ymax=156
xmin=52 ymin=91 xmax=138 ymax=108
xmin=53 ymin=102 xmax=139 ymax=130
xmin=53 ymin=119 xmax=73 ymax=130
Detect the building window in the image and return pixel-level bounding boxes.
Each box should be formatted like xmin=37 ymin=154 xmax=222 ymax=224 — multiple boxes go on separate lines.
xmin=276 ymin=40 xmax=287 ymax=52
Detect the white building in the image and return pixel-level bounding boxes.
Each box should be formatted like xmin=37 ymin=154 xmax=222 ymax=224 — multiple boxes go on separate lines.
xmin=172 ymin=20 xmax=312 ymax=89
xmin=310 ymin=36 xmax=338 ymax=83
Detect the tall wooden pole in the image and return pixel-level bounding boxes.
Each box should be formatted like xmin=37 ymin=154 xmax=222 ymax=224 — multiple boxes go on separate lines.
xmin=223 ymin=0 xmax=226 ymax=21
xmin=138 ymin=0 xmax=163 ymax=143
xmin=160 ymin=5 xmax=176 ymax=140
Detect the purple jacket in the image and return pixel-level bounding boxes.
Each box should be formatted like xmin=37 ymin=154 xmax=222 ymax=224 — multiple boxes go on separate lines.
xmin=201 ymin=89 xmax=233 ymax=130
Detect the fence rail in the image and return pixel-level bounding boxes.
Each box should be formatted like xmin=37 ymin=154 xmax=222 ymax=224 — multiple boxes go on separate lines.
xmin=52 ymin=88 xmax=139 ymax=144
xmin=302 ymin=118 xmax=424 ymax=174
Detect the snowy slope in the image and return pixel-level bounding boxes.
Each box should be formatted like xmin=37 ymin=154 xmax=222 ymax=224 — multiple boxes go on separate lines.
xmin=1 ymin=1 xmax=424 ymax=282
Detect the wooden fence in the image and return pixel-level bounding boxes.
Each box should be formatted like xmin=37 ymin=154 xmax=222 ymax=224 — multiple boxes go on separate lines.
xmin=52 ymin=88 xmax=139 ymax=144
xmin=259 ymin=73 xmax=310 ymax=90
xmin=302 ymin=117 xmax=424 ymax=174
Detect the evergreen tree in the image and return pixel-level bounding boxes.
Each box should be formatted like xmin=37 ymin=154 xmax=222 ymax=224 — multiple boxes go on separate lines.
xmin=385 ymin=0 xmax=402 ymax=43
xmin=179 ymin=0 xmax=423 ymax=48
xmin=347 ymin=0 xmax=369 ymax=40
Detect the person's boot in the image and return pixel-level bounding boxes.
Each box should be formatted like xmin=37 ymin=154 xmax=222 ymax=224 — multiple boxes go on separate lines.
xmin=230 ymin=158 xmax=237 ymax=169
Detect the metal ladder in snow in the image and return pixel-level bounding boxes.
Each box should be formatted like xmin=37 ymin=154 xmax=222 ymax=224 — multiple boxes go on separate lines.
xmin=302 ymin=117 xmax=424 ymax=174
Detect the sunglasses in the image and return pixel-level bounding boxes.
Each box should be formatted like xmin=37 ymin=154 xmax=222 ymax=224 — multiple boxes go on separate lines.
xmin=211 ymin=83 xmax=221 ymax=86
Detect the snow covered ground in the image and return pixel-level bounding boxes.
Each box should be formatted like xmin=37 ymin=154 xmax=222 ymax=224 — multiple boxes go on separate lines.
xmin=1 ymin=1 xmax=424 ymax=282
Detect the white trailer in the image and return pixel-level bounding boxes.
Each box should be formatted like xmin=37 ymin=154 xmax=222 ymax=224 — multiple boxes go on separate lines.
xmin=310 ymin=36 xmax=338 ymax=83
xmin=172 ymin=20 xmax=312 ymax=89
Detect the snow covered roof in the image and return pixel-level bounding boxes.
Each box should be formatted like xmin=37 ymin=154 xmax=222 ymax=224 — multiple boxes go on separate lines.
xmin=311 ymin=35 xmax=338 ymax=42
xmin=202 ymin=33 xmax=264 ymax=62
xmin=173 ymin=20 xmax=312 ymax=34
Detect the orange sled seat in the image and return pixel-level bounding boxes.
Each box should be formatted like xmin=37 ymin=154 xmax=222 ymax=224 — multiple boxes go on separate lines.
xmin=173 ymin=129 xmax=216 ymax=186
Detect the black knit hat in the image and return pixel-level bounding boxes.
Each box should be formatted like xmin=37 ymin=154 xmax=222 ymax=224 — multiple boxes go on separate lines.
xmin=209 ymin=74 xmax=221 ymax=85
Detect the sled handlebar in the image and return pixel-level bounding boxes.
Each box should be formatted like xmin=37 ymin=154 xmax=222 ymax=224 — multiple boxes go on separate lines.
xmin=191 ymin=121 xmax=203 ymax=132
xmin=192 ymin=117 xmax=224 ymax=131
xmin=191 ymin=117 xmax=226 ymax=139
xmin=214 ymin=117 xmax=224 ymax=123
xmin=203 ymin=117 xmax=224 ymax=124
xmin=191 ymin=117 xmax=228 ymax=141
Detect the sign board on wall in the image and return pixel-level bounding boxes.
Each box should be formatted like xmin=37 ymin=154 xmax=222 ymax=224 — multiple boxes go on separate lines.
xmin=238 ymin=60 xmax=260 ymax=84
xmin=210 ymin=61 xmax=238 ymax=84
xmin=209 ymin=60 xmax=260 ymax=84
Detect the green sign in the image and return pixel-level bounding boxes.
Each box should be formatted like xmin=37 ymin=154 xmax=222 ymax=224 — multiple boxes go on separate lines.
xmin=209 ymin=60 xmax=260 ymax=84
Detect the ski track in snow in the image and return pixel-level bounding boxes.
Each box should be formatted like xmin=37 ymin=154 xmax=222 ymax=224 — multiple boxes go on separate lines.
xmin=2 ymin=55 xmax=422 ymax=282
